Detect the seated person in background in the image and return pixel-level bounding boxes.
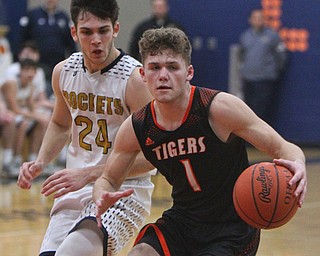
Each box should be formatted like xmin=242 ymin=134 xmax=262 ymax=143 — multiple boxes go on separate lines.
xmin=5 ymin=41 xmax=66 ymax=169
xmin=0 ymin=92 xmax=16 ymax=176
xmin=5 ymin=41 xmax=54 ymax=112
xmin=1 ymin=59 xmax=49 ymax=177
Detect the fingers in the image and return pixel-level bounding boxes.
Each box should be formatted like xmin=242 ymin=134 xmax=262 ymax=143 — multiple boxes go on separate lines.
xmin=100 ymin=189 xmax=134 ymax=204
xmin=117 ymin=188 xmax=134 ymax=198
xmin=95 ymin=202 xmax=103 ymax=228
xmin=296 ymin=179 xmax=307 ymax=207
xmin=95 ymin=189 xmax=134 ymax=227
xmin=273 ymin=158 xmax=307 ymax=206
xmin=41 ymin=173 xmax=62 ymax=195
xmin=41 ymin=172 xmax=72 ymax=198
xmin=41 ymin=182 xmax=68 ymax=197
xmin=17 ymin=161 xmax=38 ymax=189
xmin=273 ymin=158 xmax=292 ymax=169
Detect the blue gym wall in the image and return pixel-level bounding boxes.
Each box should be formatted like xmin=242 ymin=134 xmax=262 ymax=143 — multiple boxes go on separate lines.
xmin=169 ymin=0 xmax=320 ymax=145
xmin=1 ymin=0 xmax=27 ymax=59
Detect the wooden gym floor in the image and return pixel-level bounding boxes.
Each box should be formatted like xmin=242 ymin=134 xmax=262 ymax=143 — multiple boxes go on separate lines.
xmin=0 ymin=147 xmax=319 ymax=256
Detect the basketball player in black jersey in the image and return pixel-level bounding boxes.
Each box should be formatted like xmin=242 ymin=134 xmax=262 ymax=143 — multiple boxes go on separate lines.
xmin=93 ymin=27 xmax=307 ymax=256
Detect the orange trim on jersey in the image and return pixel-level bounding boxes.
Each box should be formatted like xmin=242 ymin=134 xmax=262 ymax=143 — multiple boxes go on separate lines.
xmin=151 ymin=86 xmax=196 ymax=130
xmin=134 ymin=224 xmax=171 ymax=256
xmin=151 ymin=100 xmax=166 ymax=130
xmin=182 ymin=85 xmax=196 ymax=124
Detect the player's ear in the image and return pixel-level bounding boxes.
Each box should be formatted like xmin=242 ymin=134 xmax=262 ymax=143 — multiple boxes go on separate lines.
xmin=113 ymin=22 xmax=120 ymax=38
xmin=186 ymin=65 xmax=194 ymax=81
xmin=71 ymin=25 xmax=78 ymax=42
xmin=139 ymin=67 xmax=147 ymax=82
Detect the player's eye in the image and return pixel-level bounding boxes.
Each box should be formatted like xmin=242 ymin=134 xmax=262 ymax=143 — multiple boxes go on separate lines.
xmin=80 ymin=30 xmax=92 ymax=36
xmin=99 ymin=29 xmax=109 ymax=34
xmin=168 ymin=65 xmax=177 ymax=70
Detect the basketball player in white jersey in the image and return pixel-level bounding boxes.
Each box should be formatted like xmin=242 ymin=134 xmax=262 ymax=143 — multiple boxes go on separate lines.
xmin=17 ymin=0 xmax=155 ymax=255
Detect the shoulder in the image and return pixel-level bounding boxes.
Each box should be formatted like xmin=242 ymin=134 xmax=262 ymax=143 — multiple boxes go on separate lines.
xmin=126 ymin=64 xmax=145 ymax=92
xmin=112 ymin=53 xmax=142 ymax=79
xmin=209 ymin=92 xmax=253 ymax=129
xmin=3 ymin=63 xmax=20 ymax=83
xmin=133 ymin=18 xmax=154 ymax=32
xmin=6 ymin=63 xmax=20 ymax=76
xmin=211 ymin=92 xmax=244 ymax=113
xmin=29 ymin=7 xmax=44 ymax=17
xmin=207 ymin=92 xmax=245 ymax=142
xmin=61 ymin=52 xmax=83 ymax=71
xmin=52 ymin=59 xmax=68 ymax=77
xmin=126 ymin=67 xmax=153 ymax=113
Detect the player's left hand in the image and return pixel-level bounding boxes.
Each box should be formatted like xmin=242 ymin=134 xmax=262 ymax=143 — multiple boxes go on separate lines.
xmin=273 ymin=158 xmax=307 ymax=207
xmin=95 ymin=189 xmax=134 ymax=228
xmin=41 ymin=168 xmax=88 ymax=198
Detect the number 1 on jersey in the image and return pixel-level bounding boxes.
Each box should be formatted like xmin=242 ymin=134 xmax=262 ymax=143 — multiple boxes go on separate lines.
xmin=180 ymin=159 xmax=202 ymax=192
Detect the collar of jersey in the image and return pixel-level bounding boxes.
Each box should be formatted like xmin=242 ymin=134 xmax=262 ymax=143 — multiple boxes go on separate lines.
xmin=81 ymin=49 xmax=126 ymax=74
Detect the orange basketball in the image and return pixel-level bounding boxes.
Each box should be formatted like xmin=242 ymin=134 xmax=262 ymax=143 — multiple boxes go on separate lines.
xmin=233 ymin=162 xmax=299 ymax=229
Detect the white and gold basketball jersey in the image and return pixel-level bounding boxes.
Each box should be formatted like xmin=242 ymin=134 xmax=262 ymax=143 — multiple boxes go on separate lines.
xmin=60 ymin=51 xmax=141 ymax=169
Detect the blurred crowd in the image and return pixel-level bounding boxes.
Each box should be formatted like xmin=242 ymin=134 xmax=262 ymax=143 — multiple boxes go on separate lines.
xmin=0 ymin=0 xmax=74 ymax=178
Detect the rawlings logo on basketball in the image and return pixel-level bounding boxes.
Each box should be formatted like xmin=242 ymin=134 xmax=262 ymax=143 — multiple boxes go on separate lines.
xmin=256 ymin=166 xmax=273 ymax=203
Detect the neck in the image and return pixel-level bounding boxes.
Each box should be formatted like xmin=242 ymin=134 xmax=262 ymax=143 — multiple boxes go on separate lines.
xmin=84 ymin=47 xmax=120 ymax=73
xmin=153 ymin=84 xmax=192 ymax=131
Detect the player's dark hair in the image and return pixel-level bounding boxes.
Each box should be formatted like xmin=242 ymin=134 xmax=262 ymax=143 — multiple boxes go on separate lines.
xmin=19 ymin=58 xmax=38 ymax=69
xmin=19 ymin=40 xmax=39 ymax=55
xmin=70 ymin=0 xmax=119 ymax=27
xmin=139 ymin=27 xmax=192 ymax=65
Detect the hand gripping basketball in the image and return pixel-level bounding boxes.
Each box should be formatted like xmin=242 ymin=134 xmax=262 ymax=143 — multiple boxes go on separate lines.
xmin=233 ymin=162 xmax=299 ymax=229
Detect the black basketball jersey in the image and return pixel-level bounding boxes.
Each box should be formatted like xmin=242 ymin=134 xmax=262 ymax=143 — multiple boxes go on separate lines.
xmin=132 ymin=86 xmax=249 ymax=223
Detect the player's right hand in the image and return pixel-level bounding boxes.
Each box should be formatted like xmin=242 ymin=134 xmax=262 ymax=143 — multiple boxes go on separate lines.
xmin=17 ymin=161 xmax=43 ymax=189
xmin=95 ymin=189 xmax=134 ymax=228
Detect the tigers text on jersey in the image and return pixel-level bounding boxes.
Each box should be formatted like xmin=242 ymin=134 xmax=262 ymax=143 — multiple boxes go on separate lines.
xmin=60 ymin=51 xmax=141 ymax=168
xmin=132 ymin=86 xmax=250 ymax=223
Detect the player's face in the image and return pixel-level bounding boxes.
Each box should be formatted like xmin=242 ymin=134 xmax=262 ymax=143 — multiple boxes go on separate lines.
xmin=152 ymin=0 xmax=168 ymax=19
xmin=71 ymin=12 xmax=119 ymax=72
xmin=20 ymin=67 xmax=37 ymax=87
xmin=140 ymin=50 xmax=194 ymax=103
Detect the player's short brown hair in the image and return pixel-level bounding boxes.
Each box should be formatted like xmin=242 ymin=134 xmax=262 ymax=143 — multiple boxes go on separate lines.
xmin=139 ymin=27 xmax=192 ymax=65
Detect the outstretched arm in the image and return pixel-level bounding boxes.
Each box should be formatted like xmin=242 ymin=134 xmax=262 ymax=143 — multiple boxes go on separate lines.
xmin=93 ymin=116 xmax=144 ymax=227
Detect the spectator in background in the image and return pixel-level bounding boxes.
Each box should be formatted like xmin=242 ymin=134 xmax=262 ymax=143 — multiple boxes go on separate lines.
xmin=4 ymin=41 xmax=66 ymax=173
xmin=5 ymin=41 xmax=54 ymax=112
xmin=0 ymin=92 xmax=16 ymax=177
xmin=128 ymin=0 xmax=184 ymax=61
xmin=0 ymin=24 xmax=12 ymax=85
xmin=238 ymin=9 xmax=287 ymax=125
xmin=19 ymin=0 xmax=77 ymax=98
xmin=1 ymin=59 xmax=49 ymax=177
